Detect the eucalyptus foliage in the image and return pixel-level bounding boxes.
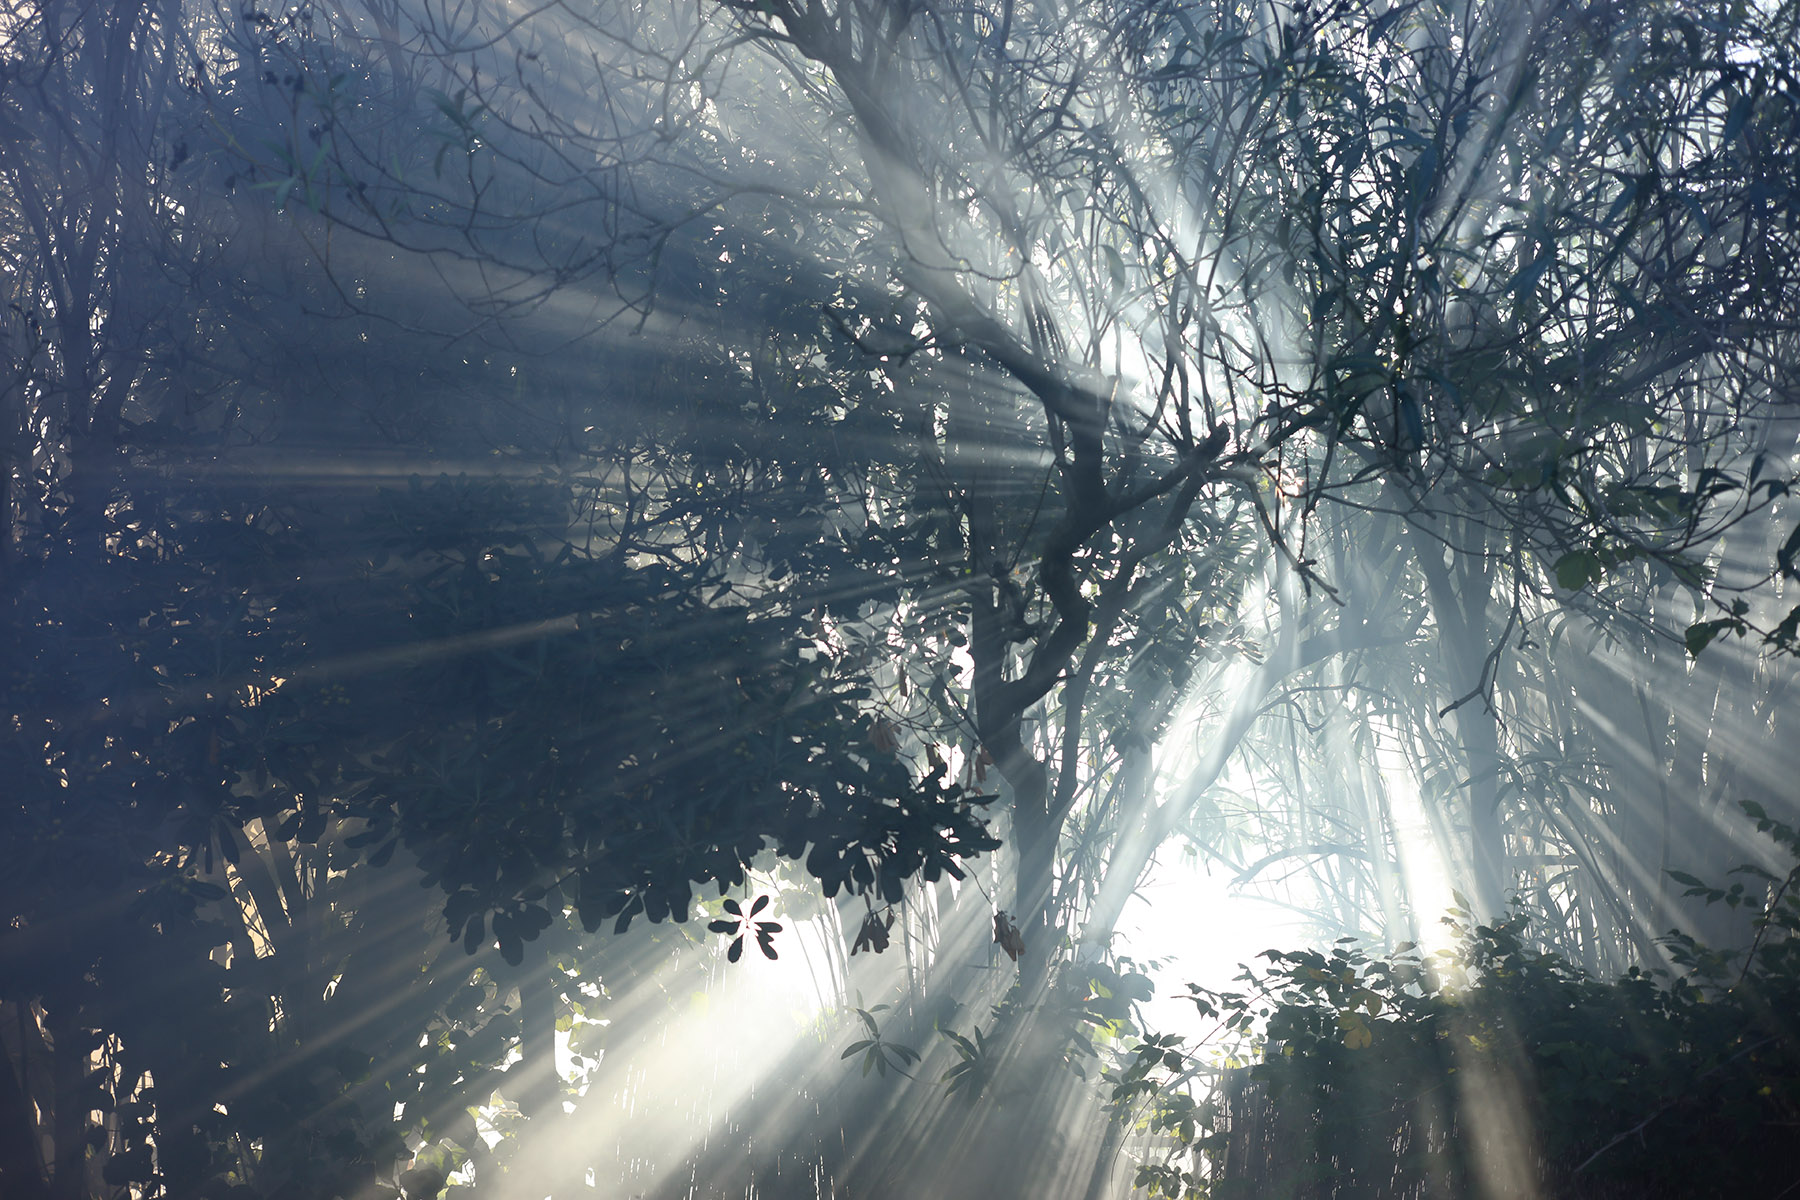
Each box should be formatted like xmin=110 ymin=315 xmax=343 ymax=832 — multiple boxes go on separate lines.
xmin=4 ymin=0 xmax=1800 ymax=1195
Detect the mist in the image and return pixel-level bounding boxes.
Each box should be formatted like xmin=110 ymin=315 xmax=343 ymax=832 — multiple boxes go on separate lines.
xmin=4 ymin=0 xmax=1799 ymax=1196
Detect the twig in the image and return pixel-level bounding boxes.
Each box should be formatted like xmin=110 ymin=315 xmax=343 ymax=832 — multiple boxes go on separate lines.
xmin=1572 ymin=1035 xmax=1777 ymax=1176
xmin=1735 ymin=861 xmax=1800 ymax=991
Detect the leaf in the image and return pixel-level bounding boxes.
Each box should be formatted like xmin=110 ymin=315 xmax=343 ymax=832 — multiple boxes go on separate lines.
xmin=102 ymin=1146 xmax=155 ymax=1185
xmin=1510 ymin=245 xmax=1552 ymax=300
xmin=1778 ymin=522 xmax=1800 ymax=579
xmin=614 ymin=894 xmax=643 ymax=935
xmin=1399 ymin=390 xmax=1425 ymax=448
xmin=1366 ymin=0 xmax=1419 ymax=43
xmin=1721 ymin=93 xmax=1754 ymax=145
xmin=842 ymin=1040 xmax=874 ymax=1058
xmin=1102 ymin=245 xmax=1128 ymax=290
xmin=1685 ymin=619 xmax=1734 ymax=658
xmin=994 ymin=911 xmax=1025 ymax=961
xmin=750 ymin=894 xmax=770 ymax=916
xmin=1771 ymin=604 xmax=1800 ymax=652
xmin=1554 ymin=551 xmax=1602 ymax=591
xmin=1604 ymin=175 xmax=1642 ymax=226
xmin=728 ymin=936 xmax=744 ymax=963
xmin=399 ymin=1164 xmax=448 ymax=1200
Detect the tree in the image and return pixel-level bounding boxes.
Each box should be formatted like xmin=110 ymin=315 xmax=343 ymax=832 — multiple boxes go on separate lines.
xmin=5 ymin=4 xmax=1003 ymax=1194
xmin=214 ymin=0 xmax=1800 ymax=1189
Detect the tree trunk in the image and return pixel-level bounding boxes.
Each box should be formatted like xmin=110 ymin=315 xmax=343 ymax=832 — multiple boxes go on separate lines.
xmin=0 ymin=1005 xmax=50 ymax=1200
xmin=42 ymin=1002 xmax=86 ymax=1200
xmin=1411 ymin=521 xmax=1509 ymax=918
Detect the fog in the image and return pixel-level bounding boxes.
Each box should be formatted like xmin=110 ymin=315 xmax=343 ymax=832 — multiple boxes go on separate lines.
xmin=4 ymin=0 xmax=1799 ymax=1196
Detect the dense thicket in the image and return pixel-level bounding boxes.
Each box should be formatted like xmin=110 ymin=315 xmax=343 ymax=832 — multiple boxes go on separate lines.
xmin=1118 ymin=812 xmax=1800 ymax=1198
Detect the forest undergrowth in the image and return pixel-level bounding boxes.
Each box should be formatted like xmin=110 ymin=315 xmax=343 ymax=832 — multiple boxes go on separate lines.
xmin=1113 ymin=803 xmax=1800 ymax=1200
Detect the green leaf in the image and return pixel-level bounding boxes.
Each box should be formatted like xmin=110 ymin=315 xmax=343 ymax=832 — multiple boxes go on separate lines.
xmin=1554 ymin=551 xmax=1602 ymax=591
xmin=1685 ymin=619 xmax=1734 ymax=658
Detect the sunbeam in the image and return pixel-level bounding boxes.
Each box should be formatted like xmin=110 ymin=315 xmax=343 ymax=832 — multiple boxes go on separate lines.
xmin=5 ymin=0 xmax=1799 ymax=1196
